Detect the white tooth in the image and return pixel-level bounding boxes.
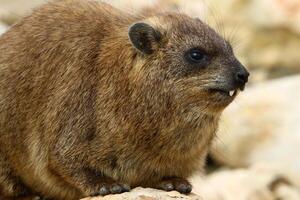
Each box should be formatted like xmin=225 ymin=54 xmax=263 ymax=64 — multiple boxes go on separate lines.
xmin=229 ymin=90 xmax=235 ymax=96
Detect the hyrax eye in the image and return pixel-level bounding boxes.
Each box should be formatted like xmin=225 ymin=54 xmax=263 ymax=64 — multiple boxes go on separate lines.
xmin=184 ymin=48 xmax=209 ymax=65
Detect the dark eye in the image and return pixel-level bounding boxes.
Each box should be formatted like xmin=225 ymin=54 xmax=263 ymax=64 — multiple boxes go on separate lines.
xmin=185 ymin=48 xmax=209 ymax=64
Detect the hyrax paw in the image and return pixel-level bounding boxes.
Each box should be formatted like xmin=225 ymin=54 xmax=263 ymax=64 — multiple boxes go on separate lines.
xmin=90 ymin=183 xmax=130 ymax=196
xmin=156 ymin=177 xmax=192 ymax=194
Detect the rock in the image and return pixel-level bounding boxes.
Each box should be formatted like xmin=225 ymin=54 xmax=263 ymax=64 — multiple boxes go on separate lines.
xmin=80 ymin=165 xmax=300 ymax=200
xmin=249 ymin=0 xmax=300 ymax=34
xmin=0 ymin=23 xmax=8 ymax=35
xmin=106 ymin=0 xmax=207 ymax=20
xmin=191 ymin=164 xmax=300 ymax=200
xmin=81 ymin=187 xmax=202 ymax=200
xmin=0 ymin=0 xmax=46 ymax=25
xmin=0 ymin=0 xmax=160 ymax=24
xmin=211 ymin=75 xmax=300 ymax=186
xmin=245 ymin=0 xmax=300 ymax=77
xmin=102 ymin=0 xmax=158 ymax=15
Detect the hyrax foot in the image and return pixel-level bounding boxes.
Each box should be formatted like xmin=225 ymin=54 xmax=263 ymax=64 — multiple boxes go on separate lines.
xmin=156 ymin=177 xmax=192 ymax=194
xmin=0 ymin=156 xmax=32 ymax=198
xmin=90 ymin=182 xmax=130 ymax=196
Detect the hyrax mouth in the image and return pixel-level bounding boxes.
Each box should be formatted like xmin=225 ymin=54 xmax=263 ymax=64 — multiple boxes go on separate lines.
xmin=209 ymin=88 xmax=240 ymax=98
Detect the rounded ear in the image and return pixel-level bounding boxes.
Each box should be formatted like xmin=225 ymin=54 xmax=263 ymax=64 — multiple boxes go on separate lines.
xmin=128 ymin=22 xmax=162 ymax=54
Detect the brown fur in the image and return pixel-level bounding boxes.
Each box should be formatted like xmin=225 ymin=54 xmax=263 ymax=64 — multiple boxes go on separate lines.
xmin=0 ymin=0 xmax=248 ymax=199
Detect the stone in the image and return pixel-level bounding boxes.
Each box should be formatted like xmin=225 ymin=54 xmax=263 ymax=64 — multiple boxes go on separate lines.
xmin=80 ymin=165 xmax=300 ymax=200
xmin=191 ymin=164 xmax=300 ymax=200
xmin=211 ymin=75 xmax=300 ymax=186
xmin=0 ymin=23 xmax=8 ymax=35
xmin=81 ymin=187 xmax=203 ymax=200
xmin=249 ymin=0 xmax=300 ymax=34
xmin=103 ymin=0 xmax=158 ymax=14
xmin=0 ymin=0 xmax=45 ymax=25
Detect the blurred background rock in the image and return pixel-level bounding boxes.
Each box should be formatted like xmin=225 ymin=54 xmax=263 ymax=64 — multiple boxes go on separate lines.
xmin=1 ymin=0 xmax=300 ymax=200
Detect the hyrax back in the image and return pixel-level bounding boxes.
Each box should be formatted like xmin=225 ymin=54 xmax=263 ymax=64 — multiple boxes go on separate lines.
xmin=0 ymin=0 xmax=248 ymax=199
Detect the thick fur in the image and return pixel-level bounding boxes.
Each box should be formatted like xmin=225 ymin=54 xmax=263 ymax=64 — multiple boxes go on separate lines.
xmin=0 ymin=0 xmax=245 ymax=199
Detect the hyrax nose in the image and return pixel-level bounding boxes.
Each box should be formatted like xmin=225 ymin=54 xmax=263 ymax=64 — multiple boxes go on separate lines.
xmin=235 ymin=67 xmax=249 ymax=85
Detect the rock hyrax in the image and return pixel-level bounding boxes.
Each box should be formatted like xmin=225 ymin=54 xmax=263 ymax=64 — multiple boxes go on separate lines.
xmin=0 ymin=0 xmax=249 ymax=199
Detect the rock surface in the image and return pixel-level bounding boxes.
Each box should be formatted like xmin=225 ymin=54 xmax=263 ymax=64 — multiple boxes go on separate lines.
xmin=0 ymin=0 xmax=45 ymax=25
xmin=0 ymin=23 xmax=8 ymax=35
xmin=191 ymin=164 xmax=300 ymax=200
xmin=81 ymin=187 xmax=202 ymax=200
xmin=80 ymin=165 xmax=300 ymax=200
xmin=211 ymin=75 xmax=300 ymax=186
xmin=249 ymin=0 xmax=300 ymax=34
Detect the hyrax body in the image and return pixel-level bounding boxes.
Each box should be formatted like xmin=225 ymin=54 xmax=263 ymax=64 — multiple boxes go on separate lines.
xmin=0 ymin=0 xmax=249 ymax=199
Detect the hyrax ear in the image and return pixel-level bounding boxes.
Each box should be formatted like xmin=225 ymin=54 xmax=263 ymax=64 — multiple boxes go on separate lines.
xmin=128 ymin=22 xmax=162 ymax=54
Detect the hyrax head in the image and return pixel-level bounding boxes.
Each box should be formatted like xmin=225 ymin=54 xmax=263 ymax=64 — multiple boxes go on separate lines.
xmin=128 ymin=13 xmax=249 ymax=114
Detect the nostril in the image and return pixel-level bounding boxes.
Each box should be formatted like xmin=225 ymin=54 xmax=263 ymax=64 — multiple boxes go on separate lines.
xmin=236 ymin=72 xmax=249 ymax=83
